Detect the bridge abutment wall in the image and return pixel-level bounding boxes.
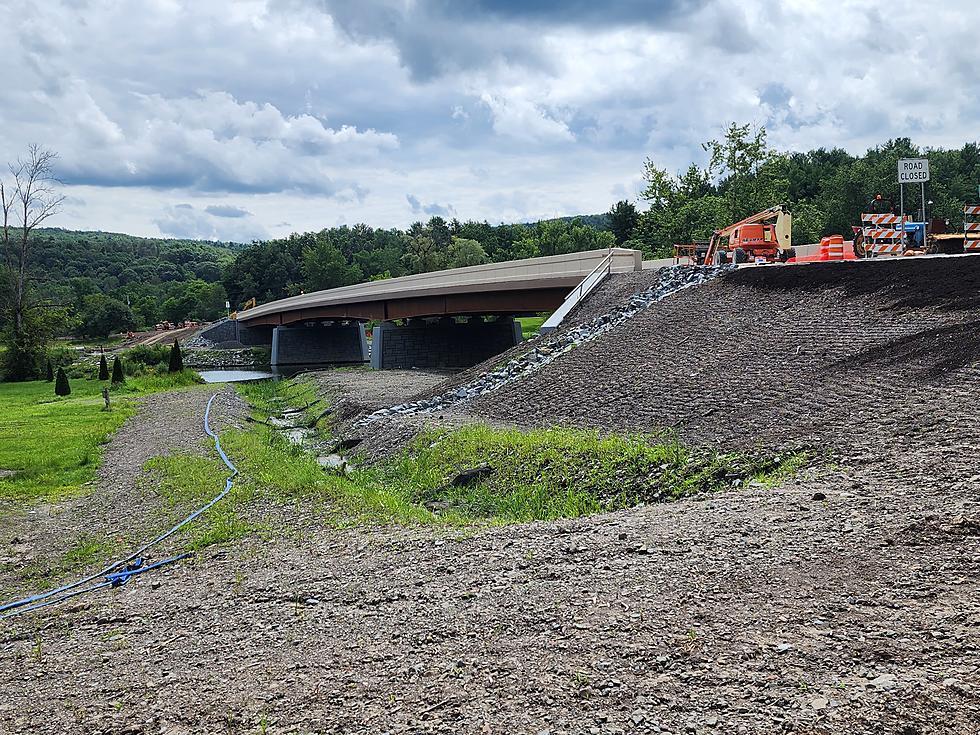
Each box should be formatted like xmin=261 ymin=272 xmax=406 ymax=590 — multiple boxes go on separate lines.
xmin=271 ymin=323 xmax=369 ymax=366
xmin=371 ymin=317 xmax=522 ymax=370
xmin=199 ymin=320 xmax=275 ymax=347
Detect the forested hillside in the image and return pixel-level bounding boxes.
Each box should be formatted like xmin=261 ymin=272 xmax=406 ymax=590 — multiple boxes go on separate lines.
xmin=22 ymin=229 xmax=240 ymax=337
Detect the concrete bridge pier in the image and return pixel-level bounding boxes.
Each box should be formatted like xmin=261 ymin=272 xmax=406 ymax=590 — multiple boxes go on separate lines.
xmin=371 ymin=316 xmax=522 ymax=370
xmin=271 ymin=322 xmax=369 ymax=367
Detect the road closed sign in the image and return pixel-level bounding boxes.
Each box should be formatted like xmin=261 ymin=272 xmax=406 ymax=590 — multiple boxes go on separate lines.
xmin=898 ymin=158 xmax=930 ymax=183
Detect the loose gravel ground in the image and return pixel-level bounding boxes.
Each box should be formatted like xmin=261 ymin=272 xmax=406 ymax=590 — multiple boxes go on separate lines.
xmin=0 ymin=386 xmax=248 ymax=599
xmin=465 ymin=257 xmax=980 ymax=456
xmin=2 ymin=257 xmax=980 ymax=734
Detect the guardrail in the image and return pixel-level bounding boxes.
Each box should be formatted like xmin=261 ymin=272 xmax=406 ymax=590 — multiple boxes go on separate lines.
xmin=539 ymin=251 xmax=614 ymax=334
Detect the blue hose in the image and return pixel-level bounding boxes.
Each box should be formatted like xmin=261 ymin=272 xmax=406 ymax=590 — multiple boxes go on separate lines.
xmin=0 ymin=393 xmax=237 ymax=618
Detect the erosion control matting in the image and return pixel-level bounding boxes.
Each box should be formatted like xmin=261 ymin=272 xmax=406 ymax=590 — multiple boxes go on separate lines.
xmin=465 ymin=256 xmax=980 ymax=456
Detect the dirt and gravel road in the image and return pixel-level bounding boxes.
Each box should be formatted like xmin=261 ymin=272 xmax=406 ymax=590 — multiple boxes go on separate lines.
xmin=0 ymin=387 xmax=247 ymax=600
xmin=2 ymin=258 xmax=979 ymax=734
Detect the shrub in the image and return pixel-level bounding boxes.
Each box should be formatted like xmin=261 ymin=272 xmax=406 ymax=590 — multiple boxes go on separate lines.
xmin=54 ymin=367 xmax=71 ymax=396
xmin=98 ymin=353 xmax=109 ymax=380
xmin=168 ymin=339 xmax=183 ymax=373
xmin=46 ymin=360 xmax=54 ymax=382
xmin=125 ymin=343 xmax=170 ymax=367
xmin=47 ymin=344 xmax=79 ymax=371
xmin=111 ymin=355 xmax=125 ymax=384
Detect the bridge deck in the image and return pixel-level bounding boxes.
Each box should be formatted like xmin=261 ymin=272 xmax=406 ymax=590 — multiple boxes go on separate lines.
xmin=238 ymin=248 xmax=642 ymax=325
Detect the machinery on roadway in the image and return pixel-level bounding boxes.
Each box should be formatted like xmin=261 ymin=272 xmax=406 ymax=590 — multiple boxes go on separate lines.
xmin=675 ymin=201 xmax=980 ymax=265
xmin=675 ymin=205 xmax=794 ymax=265
xmin=853 ymin=199 xmax=976 ymax=258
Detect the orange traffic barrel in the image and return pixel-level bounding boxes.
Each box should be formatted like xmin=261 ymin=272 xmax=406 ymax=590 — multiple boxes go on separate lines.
xmin=819 ymin=235 xmax=845 ymax=260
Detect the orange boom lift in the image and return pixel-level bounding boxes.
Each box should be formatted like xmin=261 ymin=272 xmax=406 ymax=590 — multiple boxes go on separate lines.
xmin=703 ymin=204 xmax=794 ymax=265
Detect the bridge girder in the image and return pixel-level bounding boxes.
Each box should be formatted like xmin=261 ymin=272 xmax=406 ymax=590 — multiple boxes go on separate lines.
xmin=239 ymin=287 xmax=569 ymax=327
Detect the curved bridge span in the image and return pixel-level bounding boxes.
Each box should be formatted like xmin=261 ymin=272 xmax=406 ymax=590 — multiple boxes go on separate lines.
xmin=227 ymin=249 xmax=643 ymax=370
xmin=237 ymin=248 xmax=642 ymax=326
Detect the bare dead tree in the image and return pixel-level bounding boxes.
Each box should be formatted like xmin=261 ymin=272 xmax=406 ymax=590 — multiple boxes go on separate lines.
xmin=1 ymin=145 xmax=65 ymax=335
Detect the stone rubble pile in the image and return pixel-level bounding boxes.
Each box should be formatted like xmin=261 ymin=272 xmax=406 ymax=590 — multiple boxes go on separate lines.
xmin=184 ymin=334 xmax=215 ymax=349
xmin=358 ymin=265 xmax=733 ymax=424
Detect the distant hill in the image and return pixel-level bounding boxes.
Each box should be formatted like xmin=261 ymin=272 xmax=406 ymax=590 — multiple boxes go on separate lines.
xmin=528 ymin=213 xmax=611 ymax=231
xmin=29 ymin=228 xmax=239 ymax=291
xmin=16 ymin=228 xmax=239 ymax=330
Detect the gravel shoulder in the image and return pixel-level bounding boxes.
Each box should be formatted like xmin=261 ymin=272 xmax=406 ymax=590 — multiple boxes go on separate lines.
xmin=2 ymin=450 xmax=977 ymax=735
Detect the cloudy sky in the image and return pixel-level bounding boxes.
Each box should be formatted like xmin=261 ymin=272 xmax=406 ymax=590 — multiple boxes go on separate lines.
xmin=1 ymin=0 xmax=976 ymax=242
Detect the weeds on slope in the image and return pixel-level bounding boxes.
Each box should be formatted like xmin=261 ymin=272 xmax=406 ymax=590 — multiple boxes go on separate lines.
xmin=383 ymin=425 xmax=809 ymax=522
xmin=142 ymin=376 xmax=810 ymax=552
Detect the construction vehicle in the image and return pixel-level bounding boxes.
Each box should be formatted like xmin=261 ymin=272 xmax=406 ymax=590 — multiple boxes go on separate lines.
xmin=853 ymin=199 xmax=975 ymax=258
xmin=229 ymin=297 xmax=256 ymax=321
xmin=701 ymin=205 xmax=793 ymax=265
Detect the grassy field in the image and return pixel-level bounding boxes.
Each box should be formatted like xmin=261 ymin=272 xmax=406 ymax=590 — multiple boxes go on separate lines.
xmin=0 ymin=371 xmax=202 ymax=502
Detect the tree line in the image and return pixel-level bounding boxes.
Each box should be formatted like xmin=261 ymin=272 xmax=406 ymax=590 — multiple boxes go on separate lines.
xmin=626 ymin=124 xmax=980 ymax=256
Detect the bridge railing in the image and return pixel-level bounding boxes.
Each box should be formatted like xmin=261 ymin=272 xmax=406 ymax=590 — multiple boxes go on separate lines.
xmin=539 ymin=251 xmax=614 ymax=334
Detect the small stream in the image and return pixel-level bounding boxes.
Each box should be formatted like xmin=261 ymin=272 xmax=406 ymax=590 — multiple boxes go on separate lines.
xmin=197 ymin=364 xmax=350 ymax=383
xmin=198 ymin=369 xmax=277 ymax=383
xmin=269 ymin=406 xmax=349 ymax=472
xmin=199 ymin=367 xmax=348 ymax=470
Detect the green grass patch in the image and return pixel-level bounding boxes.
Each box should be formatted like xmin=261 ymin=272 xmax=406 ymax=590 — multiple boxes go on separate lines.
xmin=147 ymin=377 xmax=811 ymax=547
xmin=518 ymin=315 xmax=548 ymax=339
xmin=8 ymin=532 xmax=119 ymax=593
xmin=381 ymin=425 xmax=808 ymax=522
xmin=0 ymin=371 xmax=203 ymax=503
xmin=135 ymin=376 xmax=810 ymax=553
xmin=144 ymin=446 xmax=257 ymax=550
xmin=62 ymin=534 xmax=113 ymax=567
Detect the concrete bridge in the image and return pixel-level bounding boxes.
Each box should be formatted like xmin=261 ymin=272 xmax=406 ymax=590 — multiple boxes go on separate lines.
xmin=222 ymin=248 xmax=643 ymax=369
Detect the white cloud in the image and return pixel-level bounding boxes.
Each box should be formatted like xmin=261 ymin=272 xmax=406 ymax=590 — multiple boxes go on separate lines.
xmin=155 ymin=203 xmax=269 ymax=242
xmin=43 ymin=89 xmax=397 ymax=195
xmin=0 ymin=0 xmax=975 ymax=240
xmin=479 ymin=93 xmax=574 ymax=143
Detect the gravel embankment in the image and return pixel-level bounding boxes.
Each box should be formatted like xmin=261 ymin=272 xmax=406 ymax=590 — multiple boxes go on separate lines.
xmin=466 ymin=257 xmax=980 ymax=457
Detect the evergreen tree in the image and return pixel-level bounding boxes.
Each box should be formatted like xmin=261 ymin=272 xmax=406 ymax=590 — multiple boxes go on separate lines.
xmin=608 ymin=200 xmax=639 ymax=245
xmin=54 ymin=367 xmax=71 ymax=396
xmin=45 ymin=359 xmax=54 ymax=382
xmin=98 ymin=353 xmax=109 ymax=380
xmin=168 ymin=339 xmax=183 ymax=373
xmin=111 ymin=355 xmax=124 ymax=384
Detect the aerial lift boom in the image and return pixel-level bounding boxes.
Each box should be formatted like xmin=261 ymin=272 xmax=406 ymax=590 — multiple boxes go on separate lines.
xmin=704 ymin=205 xmax=793 ymax=265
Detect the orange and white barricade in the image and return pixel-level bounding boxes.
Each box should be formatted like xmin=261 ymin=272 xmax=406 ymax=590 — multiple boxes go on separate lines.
xmin=965 ymin=205 xmax=980 ymax=251
xmin=861 ymin=213 xmax=906 ymax=255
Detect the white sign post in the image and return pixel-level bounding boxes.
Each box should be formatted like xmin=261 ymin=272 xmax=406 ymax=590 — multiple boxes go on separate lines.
xmin=897 ymin=158 xmax=930 ymax=246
